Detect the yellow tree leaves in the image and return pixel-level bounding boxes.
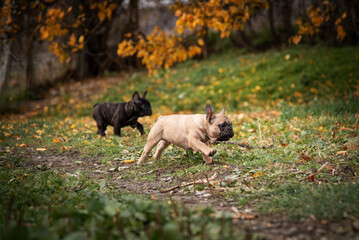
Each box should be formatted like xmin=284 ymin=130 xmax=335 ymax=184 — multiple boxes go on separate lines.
xmin=90 ymin=1 xmax=117 ymax=22
xmin=117 ymin=0 xmax=267 ymax=76
xmin=39 ymin=7 xmax=85 ymax=63
xmin=117 ymin=29 xmax=202 ymax=77
xmin=173 ymin=0 xmax=267 ymax=39
xmin=291 ymin=1 xmax=347 ymax=45
xmin=38 ymin=2 xmax=115 ymax=63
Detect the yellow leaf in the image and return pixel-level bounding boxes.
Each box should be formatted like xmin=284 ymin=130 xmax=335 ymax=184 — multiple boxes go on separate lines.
xmin=122 ymin=160 xmax=135 ymax=164
xmin=98 ymin=11 xmax=105 ymax=21
xmin=53 ymin=138 xmax=61 ymax=143
xmin=62 ymin=146 xmax=69 ymax=151
xmin=36 ymin=148 xmax=47 ymax=151
xmin=290 ymin=35 xmax=302 ymax=45
xmin=151 ymin=194 xmax=157 ymax=200
xmin=40 ymin=27 xmax=49 ymax=40
xmin=175 ymin=10 xmax=181 ymax=17
xmin=197 ymin=38 xmax=204 ymax=46
xmin=70 ymin=124 xmax=77 ymax=129
xmin=69 ymin=33 xmax=76 ymax=46
xmin=310 ymin=88 xmax=319 ymax=94
xmin=79 ymin=35 xmax=84 ymax=44
xmin=336 ymin=25 xmax=346 ymax=41
xmin=336 ymin=151 xmax=347 ymax=155
xmin=20 ymin=143 xmax=26 ymax=147
xmin=293 ymin=91 xmax=303 ymax=98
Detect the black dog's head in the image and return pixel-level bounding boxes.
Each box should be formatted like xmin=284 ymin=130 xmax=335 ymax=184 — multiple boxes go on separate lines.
xmin=132 ymin=91 xmax=152 ymax=117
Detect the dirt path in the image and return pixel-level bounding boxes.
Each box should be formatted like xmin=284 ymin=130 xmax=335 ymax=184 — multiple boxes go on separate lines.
xmin=20 ymin=149 xmax=359 ymax=240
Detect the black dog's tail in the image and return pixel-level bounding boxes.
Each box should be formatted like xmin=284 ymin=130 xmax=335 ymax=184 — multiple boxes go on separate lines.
xmin=93 ymin=103 xmax=99 ymax=108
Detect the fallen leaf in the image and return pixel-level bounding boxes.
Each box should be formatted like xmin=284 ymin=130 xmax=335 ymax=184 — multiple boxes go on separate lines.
xmin=306 ymin=174 xmax=315 ymax=182
xmin=53 ymin=138 xmax=61 ymax=143
xmin=36 ymin=148 xmax=47 ymax=151
xmin=336 ymin=151 xmax=347 ymax=155
xmin=62 ymin=146 xmax=69 ymax=151
xmin=301 ymin=154 xmax=311 ymax=161
xmin=151 ymin=194 xmax=156 ymax=200
xmin=122 ymin=160 xmax=135 ymax=164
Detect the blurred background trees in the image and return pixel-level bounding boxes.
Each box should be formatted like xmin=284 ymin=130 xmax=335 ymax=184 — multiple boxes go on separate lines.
xmin=1 ymin=0 xmax=358 ymax=106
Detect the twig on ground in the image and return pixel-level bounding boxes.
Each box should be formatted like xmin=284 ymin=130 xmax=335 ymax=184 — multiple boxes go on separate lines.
xmin=258 ymin=119 xmax=263 ymax=143
xmin=306 ymin=162 xmax=329 ymax=181
xmin=215 ymin=137 xmax=275 ymax=150
xmin=160 ymin=173 xmax=217 ymax=193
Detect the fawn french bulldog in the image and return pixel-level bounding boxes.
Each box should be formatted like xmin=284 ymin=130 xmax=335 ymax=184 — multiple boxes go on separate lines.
xmin=137 ymin=104 xmax=234 ymax=165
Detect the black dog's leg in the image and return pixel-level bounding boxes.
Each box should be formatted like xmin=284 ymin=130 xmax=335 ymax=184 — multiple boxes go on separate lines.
xmin=114 ymin=124 xmax=122 ymax=137
xmin=130 ymin=121 xmax=145 ymax=135
xmin=95 ymin=119 xmax=107 ymax=137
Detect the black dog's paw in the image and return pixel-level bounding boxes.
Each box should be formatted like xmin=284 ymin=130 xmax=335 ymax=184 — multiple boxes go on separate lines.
xmin=208 ymin=149 xmax=217 ymax=157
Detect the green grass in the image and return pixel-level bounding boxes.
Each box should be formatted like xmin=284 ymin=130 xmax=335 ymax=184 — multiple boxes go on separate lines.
xmin=1 ymin=45 xmax=359 ymax=238
xmin=97 ymin=45 xmax=359 ymax=114
xmin=0 ymin=157 xmax=244 ymax=240
xmin=261 ymin=182 xmax=359 ymax=220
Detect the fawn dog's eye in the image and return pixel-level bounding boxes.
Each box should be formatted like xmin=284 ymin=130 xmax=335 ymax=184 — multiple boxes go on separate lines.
xmin=219 ymin=122 xmax=227 ymax=128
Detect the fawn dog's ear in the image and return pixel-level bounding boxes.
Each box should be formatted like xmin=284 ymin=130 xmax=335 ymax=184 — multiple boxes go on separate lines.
xmin=206 ymin=104 xmax=216 ymax=123
xmin=219 ymin=105 xmax=225 ymax=115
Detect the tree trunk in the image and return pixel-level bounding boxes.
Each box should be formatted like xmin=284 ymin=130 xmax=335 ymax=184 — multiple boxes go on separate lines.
xmin=267 ymin=0 xmax=278 ymax=42
xmin=24 ymin=32 xmax=35 ymax=91
xmin=127 ymin=0 xmax=139 ymax=31
xmin=0 ymin=40 xmax=13 ymax=103
xmin=230 ymin=30 xmax=258 ymax=52
xmin=281 ymin=0 xmax=293 ymax=42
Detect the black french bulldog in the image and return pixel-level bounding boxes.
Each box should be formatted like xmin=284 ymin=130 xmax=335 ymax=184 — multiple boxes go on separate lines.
xmin=92 ymin=91 xmax=152 ymax=137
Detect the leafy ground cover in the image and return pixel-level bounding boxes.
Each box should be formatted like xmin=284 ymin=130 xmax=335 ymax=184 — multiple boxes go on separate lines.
xmin=1 ymin=45 xmax=359 ymax=239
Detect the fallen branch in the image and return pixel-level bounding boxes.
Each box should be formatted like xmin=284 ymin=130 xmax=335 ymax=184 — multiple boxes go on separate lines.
xmin=215 ymin=137 xmax=275 ymax=150
xmin=160 ymin=173 xmax=217 ymax=193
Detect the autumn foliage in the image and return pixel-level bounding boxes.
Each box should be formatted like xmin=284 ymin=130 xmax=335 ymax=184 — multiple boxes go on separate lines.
xmin=39 ymin=2 xmax=117 ymax=63
xmin=173 ymin=0 xmax=267 ymax=38
xmin=117 ymin=28 xmax=202 ymax=77
xmin=117 ymin=0 xmax=268 ymax=76
xmin=290 ymin=1 xmax=348 ymax=45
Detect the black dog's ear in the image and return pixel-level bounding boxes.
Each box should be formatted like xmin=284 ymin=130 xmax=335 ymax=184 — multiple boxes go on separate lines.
xmin=142 ymin=91 xmax=147 ymax=99
xmin=132 ymin=91 xmax=140 ymax=101
xmin=206 ymin=104 xmax=216 ymax=123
